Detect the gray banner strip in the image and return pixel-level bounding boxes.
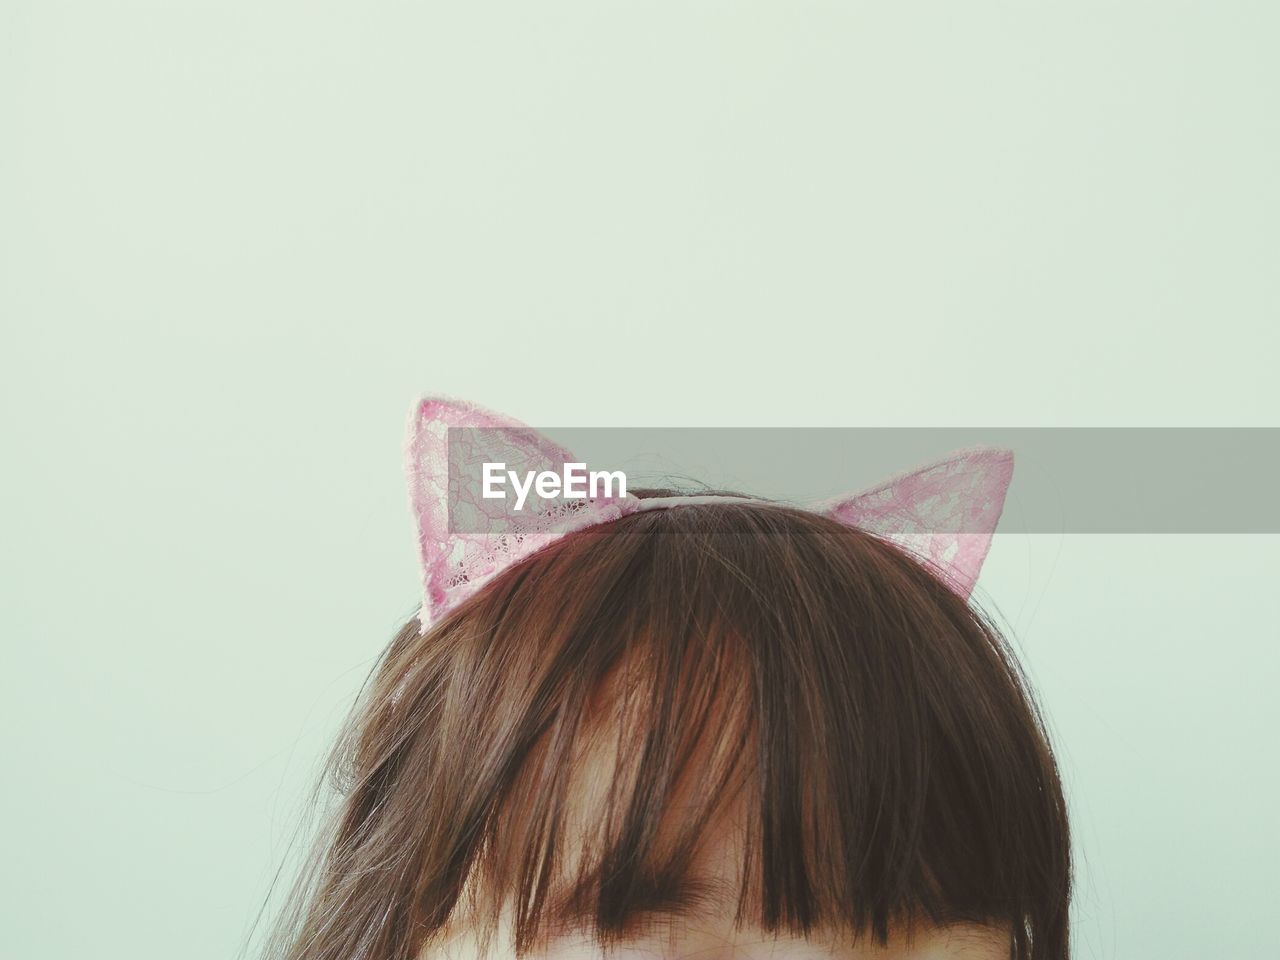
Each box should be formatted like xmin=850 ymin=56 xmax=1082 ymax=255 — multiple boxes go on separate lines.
xmin=446 ymin=428 xmax=1280 ymax=533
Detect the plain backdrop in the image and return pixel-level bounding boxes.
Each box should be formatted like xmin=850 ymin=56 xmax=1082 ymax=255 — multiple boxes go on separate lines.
xmin=3 ymin=3 xmax=1278 ymax=959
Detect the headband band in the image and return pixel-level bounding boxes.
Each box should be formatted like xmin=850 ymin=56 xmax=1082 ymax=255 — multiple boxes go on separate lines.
xmin=633 ymin=494 xmax=776 ymax=511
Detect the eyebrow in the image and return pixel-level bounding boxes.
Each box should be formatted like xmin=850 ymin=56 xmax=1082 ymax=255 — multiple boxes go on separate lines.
xmin=543 ymin=871 xmax=735 ymax=938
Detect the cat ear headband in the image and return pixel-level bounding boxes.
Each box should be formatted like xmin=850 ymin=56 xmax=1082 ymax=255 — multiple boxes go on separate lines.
xmin=405 ymin=396 xmax=1015 ymax=632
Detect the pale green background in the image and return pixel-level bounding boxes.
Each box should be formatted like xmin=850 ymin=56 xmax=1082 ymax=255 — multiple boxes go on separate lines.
xmin=3 ymin=2 xmax=1278 ymax=959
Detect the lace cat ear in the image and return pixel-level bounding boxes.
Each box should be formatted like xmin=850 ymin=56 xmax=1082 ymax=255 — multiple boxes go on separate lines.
xmin=403 ymin=396 xmax=635 ymax=631
xmin=811 ymin=447 xmax=1015 ymax=599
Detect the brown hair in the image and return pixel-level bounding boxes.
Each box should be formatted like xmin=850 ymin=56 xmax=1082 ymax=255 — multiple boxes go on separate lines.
xmin=259 ymin=493 xmax=1071 ymax=960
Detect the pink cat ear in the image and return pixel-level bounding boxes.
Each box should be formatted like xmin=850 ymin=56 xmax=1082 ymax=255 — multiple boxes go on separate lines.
xmin=812 ymin=447 xmax=1015 ymax=599
xmin=403 ymin=396 xmax=635 ymax=631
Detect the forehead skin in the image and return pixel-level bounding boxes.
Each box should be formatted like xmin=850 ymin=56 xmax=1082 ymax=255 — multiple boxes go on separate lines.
xmin=428 ymin=922 xmax=1009 ymax=960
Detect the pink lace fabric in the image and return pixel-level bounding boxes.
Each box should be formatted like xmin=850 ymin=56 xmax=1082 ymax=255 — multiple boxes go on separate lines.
xmin=405 ymin=397 xmax=1013 ymax=631
xmin=404 ymin=397 xmax=641 ymax=630
xmin=814 ymin=447 xmax=1014 ymax=598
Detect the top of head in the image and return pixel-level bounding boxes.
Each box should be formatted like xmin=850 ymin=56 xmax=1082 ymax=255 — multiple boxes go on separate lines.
xmin=358 ymin=434 xmax=1068 ymax=960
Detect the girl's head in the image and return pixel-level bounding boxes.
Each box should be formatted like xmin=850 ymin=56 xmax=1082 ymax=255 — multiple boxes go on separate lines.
xmin=267 ymin=504 xmax=1070 ymax=960
xmin=263 ymin=401 xmax=1070 ymax=960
